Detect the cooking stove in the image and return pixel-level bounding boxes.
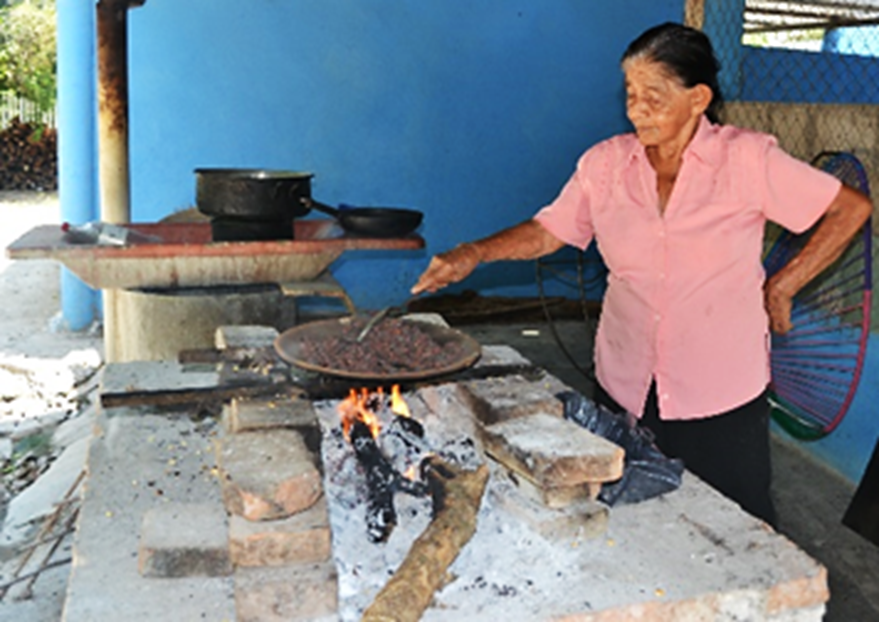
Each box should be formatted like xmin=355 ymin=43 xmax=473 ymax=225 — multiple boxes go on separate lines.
xmin=6 ymin=219 xmax=424 ymax=361
xmin=62 ymin=322 xmax=830 ymax=621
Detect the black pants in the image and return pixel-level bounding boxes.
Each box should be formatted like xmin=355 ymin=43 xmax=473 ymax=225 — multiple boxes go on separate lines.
xmin=594 ymin=381 xmax=777 ymax=527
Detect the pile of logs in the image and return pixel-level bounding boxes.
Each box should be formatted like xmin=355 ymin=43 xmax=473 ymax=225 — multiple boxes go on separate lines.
xmin=0 ymin=118 xmax=57 ymax=191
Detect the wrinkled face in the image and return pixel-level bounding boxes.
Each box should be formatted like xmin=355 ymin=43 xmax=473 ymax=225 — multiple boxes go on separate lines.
xmin=623 ymin=57 xmax=706 ymax=148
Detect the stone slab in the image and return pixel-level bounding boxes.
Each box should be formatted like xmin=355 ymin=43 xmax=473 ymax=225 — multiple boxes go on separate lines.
xmin=216 ymin=429 xmax=323 ymax=521
xmin=480 ymin=412 xmax=624 ymax=488
xmin=229 ymin=496 xmax=332 ymax=567
xmin=235 ymin=562 xmax=339 ymax=622
xmin=138 ymin=502 xmax=231 ymax=578
xmin=458 ymin=375 xmax=564 ymax=426
xmin=215 ymin=325 xmax=279 ymax=350
xmin=100 ymin=360 xmax=219 ymax=395
xmin=62 ymin=410 xmax=235 ymax=622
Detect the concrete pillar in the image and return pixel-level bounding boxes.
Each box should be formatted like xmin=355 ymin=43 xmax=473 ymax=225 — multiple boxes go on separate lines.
xmin=56 ymin=0 xmax=100 ymax=330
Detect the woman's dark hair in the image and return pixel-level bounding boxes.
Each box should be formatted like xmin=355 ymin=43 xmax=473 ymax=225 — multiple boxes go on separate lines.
xmin=622 ymin=22 xmax=724 ymax=124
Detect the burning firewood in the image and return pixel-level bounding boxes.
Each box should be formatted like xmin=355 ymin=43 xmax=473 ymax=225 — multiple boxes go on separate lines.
xmin=349 ymin=420 xmax=427 ymax=543
xmin=342 ymin=386 xmax=430 ymax=543
xmin=361 ymin=456 xmax=489 ymax=622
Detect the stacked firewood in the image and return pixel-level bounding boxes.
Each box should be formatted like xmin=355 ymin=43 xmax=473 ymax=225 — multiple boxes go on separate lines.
xmin=0 ymin=117 xmax=57 ymax=191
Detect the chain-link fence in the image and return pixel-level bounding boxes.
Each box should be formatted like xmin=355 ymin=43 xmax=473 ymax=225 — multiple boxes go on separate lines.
xmin=686 ymin=0 xmax=879 ymax=328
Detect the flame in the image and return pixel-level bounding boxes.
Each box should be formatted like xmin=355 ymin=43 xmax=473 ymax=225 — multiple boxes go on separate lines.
xmin=337 ymin=384 xmax=413 ymax=441
xmin=338 ymin=388 xmax=382 ymax=441
xmin=390 ymin=384 xmax=411 ymax=418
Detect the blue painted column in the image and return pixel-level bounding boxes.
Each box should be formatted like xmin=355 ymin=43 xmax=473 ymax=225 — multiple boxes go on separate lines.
xmin=56 ymin=0 xmax=100 ymax=329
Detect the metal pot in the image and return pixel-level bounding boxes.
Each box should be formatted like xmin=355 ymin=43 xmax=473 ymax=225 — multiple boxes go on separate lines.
xmin=303 ymin=198 xmax=423 ymax=237
xmin=195 ymin=168 xmax=314 ymax=220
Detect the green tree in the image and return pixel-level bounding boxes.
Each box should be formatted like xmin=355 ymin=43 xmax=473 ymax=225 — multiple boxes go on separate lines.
xmin=0 ymin=1 xmax=57 ymax=110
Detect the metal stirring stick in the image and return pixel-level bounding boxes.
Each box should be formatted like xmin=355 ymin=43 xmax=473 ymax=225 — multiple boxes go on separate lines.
xmin=356 ymin=296 xmax=418 ymax=343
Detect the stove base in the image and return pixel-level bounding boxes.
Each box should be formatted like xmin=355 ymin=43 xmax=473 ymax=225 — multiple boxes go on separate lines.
xmin=106 ymin=285 xmax=296 ymax=361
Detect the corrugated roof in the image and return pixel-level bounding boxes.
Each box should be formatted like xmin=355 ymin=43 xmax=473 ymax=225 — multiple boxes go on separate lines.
xmin=745 ymin=0 xmax=879 ymax=33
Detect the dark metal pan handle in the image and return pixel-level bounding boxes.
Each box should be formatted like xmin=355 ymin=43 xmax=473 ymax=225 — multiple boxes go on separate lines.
xmin=299 ymin=197 xmax=340 ymax=217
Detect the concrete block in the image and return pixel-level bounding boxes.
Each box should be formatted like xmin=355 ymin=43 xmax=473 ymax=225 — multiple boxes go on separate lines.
xmin=229 ymin=496 xmax=331 ymax=567
xmin=458 ymin=375 xmax=564 ymax=426
xmin=138 ymin=502 xmax=231 ymax=578
xmin=215 ymin=324 xmax=280 ymax=349
xmin=235 ymin=562 xmax=339 ymax=622
xmin=480 ymin=412 xmax=624 ymax=488
xmin=222 ymin=395 xmax=319 ymax=434
xmin=216 ymin=429 xmax=323 ymax=521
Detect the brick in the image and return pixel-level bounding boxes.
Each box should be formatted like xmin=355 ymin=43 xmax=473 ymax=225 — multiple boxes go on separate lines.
xmin=458 ymin=376 xmax=564 ymax=426
xmin=235 ymin=562 xmax=338 ymax=622
xmin=216 ymin=429 xmax=323 ymax=521
xmin=501 ymin=466 xmax=599 ymax=508
xmin=229 ymin=496 xmax=331 ymax=567
xmin=480 ymin=412 xmax=624 ymax=488
xmin=215 ymin=325 xmax=279 ymax=349
xmin=490 ymin=472 xmax=608 ymax=542
xmin=137 ymin=502 xmax=231 ymax=578
xmin=222 ymin=395 xmax=319 ymax=434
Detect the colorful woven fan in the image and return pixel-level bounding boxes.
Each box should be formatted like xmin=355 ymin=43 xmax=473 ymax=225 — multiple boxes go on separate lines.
xmin=763 ymin=151 xmax=873 ymax=439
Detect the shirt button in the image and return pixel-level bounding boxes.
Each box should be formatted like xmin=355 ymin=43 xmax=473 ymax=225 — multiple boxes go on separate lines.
xmin=658 ymin=229 xmax=666 ymax=238
xmin=654 ymin=314 xmax=661 ymax=322
xmin=661 ymin=393 xmax=670 ymax=401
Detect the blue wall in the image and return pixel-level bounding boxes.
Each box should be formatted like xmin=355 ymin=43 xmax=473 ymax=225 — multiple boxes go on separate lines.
xmin=126 ymin=0 xmax=679 ymax=308
xmin=773 ymin=335 xmax=879 ymax=484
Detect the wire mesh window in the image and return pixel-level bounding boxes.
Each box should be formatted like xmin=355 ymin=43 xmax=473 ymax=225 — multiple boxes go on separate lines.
xmin=686 ymin=0 xmax=878 ymax=329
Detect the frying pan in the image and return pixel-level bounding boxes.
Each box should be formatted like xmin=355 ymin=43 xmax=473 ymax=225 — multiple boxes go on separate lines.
xmin=301 ymin=198 xmax=423 ymax=237
xmin=274 ymin=316 xmax=481 ymax=381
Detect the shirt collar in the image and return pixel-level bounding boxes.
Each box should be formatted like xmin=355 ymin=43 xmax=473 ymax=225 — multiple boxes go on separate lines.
xmin=625 ymin=115 xmax=719 ymax=166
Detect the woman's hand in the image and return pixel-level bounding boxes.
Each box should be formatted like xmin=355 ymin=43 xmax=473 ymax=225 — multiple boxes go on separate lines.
xmin=411 ymin=219 xmax=566 ymax=295
xmin=763 ymin=184 xmax=872 ymax=334
xmin=763 ymin=277 xmax=794 ymax=334
xmin=411 ymin=243 xmax=482 ymax=295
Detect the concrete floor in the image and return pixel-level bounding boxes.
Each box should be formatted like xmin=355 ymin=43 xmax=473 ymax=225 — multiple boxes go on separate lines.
xmin=454 ymin=319 xmax=879 ymax=622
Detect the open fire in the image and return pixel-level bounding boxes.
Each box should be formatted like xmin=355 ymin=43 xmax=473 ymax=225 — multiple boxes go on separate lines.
xmin=309 ymin=358 xmax=637 ymax=621
xmin=337 ymin=385 xmax=432 ymax=542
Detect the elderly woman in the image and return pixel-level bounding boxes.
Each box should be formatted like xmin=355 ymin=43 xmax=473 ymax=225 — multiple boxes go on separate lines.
xmin=411 ymin=22 xmax=872 ymax=526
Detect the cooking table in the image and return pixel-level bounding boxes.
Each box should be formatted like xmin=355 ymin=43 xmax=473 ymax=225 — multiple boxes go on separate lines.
xmin=5 ymin=220 xmax=424 ymax=290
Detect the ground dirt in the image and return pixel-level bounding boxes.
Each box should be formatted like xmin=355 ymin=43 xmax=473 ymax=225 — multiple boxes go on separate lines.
xmin=0 ymin=191 xmax=102 ymax=620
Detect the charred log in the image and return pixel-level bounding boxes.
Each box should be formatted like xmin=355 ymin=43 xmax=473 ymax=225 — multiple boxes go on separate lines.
xmin=350 ymin=421 xmax=427 ymax=543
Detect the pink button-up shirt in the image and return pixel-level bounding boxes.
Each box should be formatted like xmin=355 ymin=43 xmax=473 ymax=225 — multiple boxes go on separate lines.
xmin=534 ymin=117 xmax=841 ymax=420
